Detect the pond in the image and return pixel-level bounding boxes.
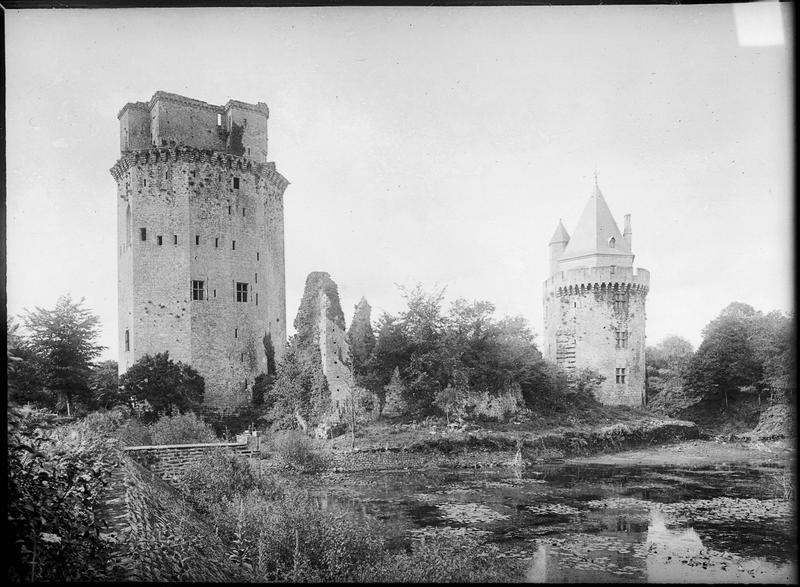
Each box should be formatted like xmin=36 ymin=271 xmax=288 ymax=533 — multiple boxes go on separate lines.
xmin=308 ymin=460 xmax=796 ymax=583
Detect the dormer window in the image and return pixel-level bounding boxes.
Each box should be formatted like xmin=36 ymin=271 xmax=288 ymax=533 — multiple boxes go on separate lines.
xmin=608 ymin=237 xmax=616 ymax=249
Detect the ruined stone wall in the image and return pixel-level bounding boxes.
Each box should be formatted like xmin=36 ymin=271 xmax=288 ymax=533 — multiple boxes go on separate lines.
xmin=544 ymin=266 xmax=649 ymax=406
xmin=113 ymin=145 xmax=288 ymax=409
xmin=318 ymin=288 xmax=356 ymax=415
xmin=150 ymin=94 xmax=224 ymax=151
xmin=263 ymin=178 xmax=287 ymax=364
xmin=119 ymin=104 xmax=150 ymax=152
xmin=226 ymin=102 xmax=269 ymax=163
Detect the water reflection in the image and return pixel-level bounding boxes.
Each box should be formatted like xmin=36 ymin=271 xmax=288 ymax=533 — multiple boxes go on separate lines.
xmin=526 ymin=506 xmax=795 ymax=583
xmin=306 ymin=463 xmax=796 ymax=583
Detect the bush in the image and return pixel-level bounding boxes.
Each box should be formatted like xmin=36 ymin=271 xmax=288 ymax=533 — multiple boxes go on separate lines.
xmin=7 ymin=407 xmax=124 ymax=581
xmin=269 ymin=430 xmax=327 ymax=472
xmin=116 ymin=418 xmax=152 ymax=447
xmin=149 ymin=412 xmax=218 ymax=445
xmin=81 ymin=406 xmax=130 ymax=435
xmin=166 ymin=450 xmax=523 ymax=582
xmin=178 ymin=449 xmax=269 ymax=518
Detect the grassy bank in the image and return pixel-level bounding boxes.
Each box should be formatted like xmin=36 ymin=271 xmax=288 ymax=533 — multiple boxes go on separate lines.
xmin=274 ymin=416 xmax=702 ymax=473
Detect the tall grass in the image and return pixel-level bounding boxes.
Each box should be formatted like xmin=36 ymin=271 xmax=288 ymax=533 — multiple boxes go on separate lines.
xmin=169 ymin=450 xmax=523 ymax=582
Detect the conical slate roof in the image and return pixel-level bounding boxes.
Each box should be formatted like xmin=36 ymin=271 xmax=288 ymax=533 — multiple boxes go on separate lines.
xmin=560 ymin=183 xmax=631 ymax=261
xmin=549 ymin=219 xmax=570 ymax=245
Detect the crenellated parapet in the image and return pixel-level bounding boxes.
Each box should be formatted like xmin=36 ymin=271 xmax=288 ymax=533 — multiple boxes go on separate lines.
xmin=109 ymin=146 xmax=289 ymax=193
xmin=544 ymin=266 xmax=649 ymax=298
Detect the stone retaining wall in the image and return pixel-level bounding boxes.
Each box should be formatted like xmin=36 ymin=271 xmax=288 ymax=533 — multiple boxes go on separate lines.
xmin=123 ymin=439 xmax=258 ymax=482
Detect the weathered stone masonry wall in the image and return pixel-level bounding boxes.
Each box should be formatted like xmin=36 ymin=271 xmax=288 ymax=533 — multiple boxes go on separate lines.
xmin=114 ymin=144 xmax=288 ymax=408
xmin=123 ymin=441 xmax=257 ymax=483
xmin=114 ymin=92 xmax=287 ymax=410
xmin=544 ymin=266 xmax=649 ymax=406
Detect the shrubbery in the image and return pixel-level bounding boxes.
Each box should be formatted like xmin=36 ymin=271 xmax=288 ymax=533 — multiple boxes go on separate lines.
xmin=149 ymin=412 xmax=218 ymax=445
xmin=7 ymin=407 xmax=123 ymax=581
xmin=269 ymin=430 xmax=328 ymax=472
xmin=170 ymin=451 xmax=522 ymax=582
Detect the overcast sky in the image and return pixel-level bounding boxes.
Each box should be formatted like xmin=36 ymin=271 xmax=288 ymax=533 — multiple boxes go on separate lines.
xmin=5 ymin=4 xmax=793 ymax=362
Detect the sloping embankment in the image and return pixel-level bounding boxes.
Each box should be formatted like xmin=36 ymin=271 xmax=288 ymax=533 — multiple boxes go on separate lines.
xmin=328 ymin=419 xmax=700 ymax=471
xmin=115 ymin=458 xmax=244 ymax=581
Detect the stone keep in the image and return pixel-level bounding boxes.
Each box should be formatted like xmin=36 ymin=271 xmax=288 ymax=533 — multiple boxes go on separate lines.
xmin=111 ymin=91 xmax=289 ymax=409
xmin=543 ymin=182 xmax=649 ymax=406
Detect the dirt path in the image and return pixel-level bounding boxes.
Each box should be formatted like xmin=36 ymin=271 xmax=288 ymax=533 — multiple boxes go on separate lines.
xmin=566 ymin=439 xmax=794 ymax=467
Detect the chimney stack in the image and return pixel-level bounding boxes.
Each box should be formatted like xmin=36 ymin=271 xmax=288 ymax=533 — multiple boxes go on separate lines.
xmin=623 ymin=214 xmax=632 ymax=250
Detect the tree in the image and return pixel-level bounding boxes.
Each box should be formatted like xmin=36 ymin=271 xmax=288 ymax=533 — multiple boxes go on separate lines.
xmin=381 ymin=367 xmax=408 ymax=418
xmin=7 ymin=319 xmax=50 ymax=408
xmin=750 ymin=310 xmax=794 ymax=404
xmin=88 ymin=360 xmax=121 ymax=409
xmin=685 ymin=303 xmax=762 ymax=409
xmin=119 ymin=352 xmax=204 ymax=421
xmin=21 ymin=295 xmax=105 ymax=415
xmin=266 ymin=343 xmax=329 ymax=430
xmin=646 ymin=335 xmax=694 ymax=411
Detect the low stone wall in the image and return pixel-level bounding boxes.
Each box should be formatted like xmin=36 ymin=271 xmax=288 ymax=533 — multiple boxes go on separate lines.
xmin=123 ymin=439 xmax=258 ymax=483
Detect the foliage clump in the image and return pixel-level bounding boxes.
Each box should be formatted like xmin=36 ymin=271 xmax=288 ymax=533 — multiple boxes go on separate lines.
xmin=7 ymin=407 xmax=124 ymax=581
xmin=9 ymin=295 xmax=105 ymax=415
xmin=269 ymin=430 xmax=328 ymax=472
xmin=119 ymin=351 xmax=204 ymax=422
xmin=168 ymin=451 xmax=522 ymax=582
xmin=149 ymin=412 xmax=218 ymax=445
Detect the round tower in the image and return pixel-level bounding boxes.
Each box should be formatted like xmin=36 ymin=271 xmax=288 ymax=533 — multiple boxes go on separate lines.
xmin=543 ymin=183 xmax=649 ymax=406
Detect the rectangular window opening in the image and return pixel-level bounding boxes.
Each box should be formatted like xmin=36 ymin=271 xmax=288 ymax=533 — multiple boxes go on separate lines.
xmin=139 ymin=228 xmax=147 ymax=241
xmin=195 ymin=235 xmax=200 ymax=245
xmin=255 ymin=272 xmax=258 ymax=283
xmin=243 ymin=208 xmax=246 ymax=217
xmin=228 ymin=205 xmax=232 ymax=215
xmin=256 ymin=252 xmax=260 ymax=261
xmin=256 ymin=292 xmax=259 ymax=306
xmin=191 ymin=280 xmax=205 ymax=301
xmin=615 ymin=330 xmax=629 ymax=349
xmin=234 ymin=328 xmax=238 ymax=338
xmin=173 ymin=234 xmax=178 ymax=245
xmin=236 ymin=282 xmax=249 ymax=302
xmin=233 ymin=177 xmax=240 ymax=189
xmin=240 ymin=353 xmax=244 ymax=363
xmin=614 ymin=291 xmax=628 ymax=311
xmin=232 ymin=240 xmax=236 ymax=250
xmin=157 ymin=235 xmax=163 ymax=246
xmin=615 ymin=368 xmax=627 ymax=384
xmin=216 ymin=113 xmax=222 ymax=126
xmin=124 ymin=329 xmax=130 ymax=352
xmin=215 ymin=237 xmax=219 ymax=248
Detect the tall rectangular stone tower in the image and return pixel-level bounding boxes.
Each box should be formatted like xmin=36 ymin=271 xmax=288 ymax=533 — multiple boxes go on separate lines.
xmin=111 ymin=91 xmax=289 ymax=409
xmin=543 ymin=182 xmax=649 ymax=406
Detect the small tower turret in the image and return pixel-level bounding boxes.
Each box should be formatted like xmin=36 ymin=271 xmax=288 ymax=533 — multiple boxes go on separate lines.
xmin=548 ymin=219 xmax=570 ymax=276
xmin=623 ymin=214 xmax=632 ymax=251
